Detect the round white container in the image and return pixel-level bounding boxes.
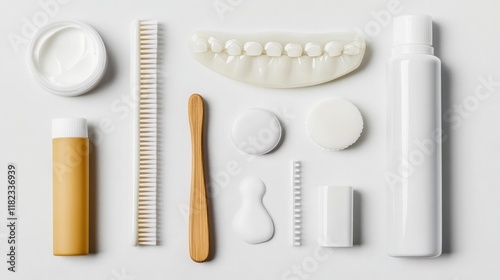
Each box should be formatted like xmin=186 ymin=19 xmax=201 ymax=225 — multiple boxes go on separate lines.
xmin=28 ymin=20 xmax=107 ymax=97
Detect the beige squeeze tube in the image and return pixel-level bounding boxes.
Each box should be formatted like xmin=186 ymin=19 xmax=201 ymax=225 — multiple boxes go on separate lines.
xmin=52 ymin=118 xmax=89 ymax=256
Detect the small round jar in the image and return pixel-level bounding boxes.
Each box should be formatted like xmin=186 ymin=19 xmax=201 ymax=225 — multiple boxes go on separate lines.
xmin=28 ymin=20 xmax=107 ymax=97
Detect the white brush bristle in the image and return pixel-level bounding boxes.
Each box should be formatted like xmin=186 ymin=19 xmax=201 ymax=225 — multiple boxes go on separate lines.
xmin=292 ymin=161 xmax=302 ymax=246
xmin=135 ymin=20 xmax=158 ymax=246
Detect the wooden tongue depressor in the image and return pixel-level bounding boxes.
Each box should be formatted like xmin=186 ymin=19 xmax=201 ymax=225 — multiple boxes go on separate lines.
xmin=188 ymin=94 xmax=211 ymax=262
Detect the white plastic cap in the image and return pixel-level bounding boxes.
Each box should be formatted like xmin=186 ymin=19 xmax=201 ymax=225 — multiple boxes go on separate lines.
xmin=393 ymin=15 xmax=432 ymax=47
xmin=52 ymin=118 xmax=88 ymax=138
xmin=318 ymin=186 xmax=353 ymax=247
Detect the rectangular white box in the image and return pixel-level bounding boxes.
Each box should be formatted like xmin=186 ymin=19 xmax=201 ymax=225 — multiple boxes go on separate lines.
xmin=318 ymin=186 xmax=353 ymax=247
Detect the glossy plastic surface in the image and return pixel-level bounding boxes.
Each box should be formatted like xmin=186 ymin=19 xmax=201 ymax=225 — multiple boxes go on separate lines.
xmin=52 ymin=118 xmax=89 ymax=256
xmin=387 ymin=52 xmax=442 ymax=258
xmin=318 ymin=186 xmax=353 ymax=247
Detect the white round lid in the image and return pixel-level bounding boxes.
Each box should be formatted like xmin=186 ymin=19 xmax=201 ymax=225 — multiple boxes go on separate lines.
xmin=307 ymin=97 xmax=363 ymax=151
xmin=52 ymin=118 xmax=88 ymax=138
xmin=393 ymin=15 xmax=433 ymax=47
xmin=231 ymin=108 xmax=282 ymax=155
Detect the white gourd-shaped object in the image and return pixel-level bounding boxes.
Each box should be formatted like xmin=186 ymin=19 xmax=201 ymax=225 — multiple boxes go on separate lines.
xmin=233 ymin=177 xmax=274 ymax=244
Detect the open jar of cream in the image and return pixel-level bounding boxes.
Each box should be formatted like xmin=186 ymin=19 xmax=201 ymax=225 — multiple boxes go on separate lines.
xmin=28 ymin=20 xmax=107 ymax=97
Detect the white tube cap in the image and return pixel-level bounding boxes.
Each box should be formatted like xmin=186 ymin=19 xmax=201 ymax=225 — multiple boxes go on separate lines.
xmin=52 ymin=118 xmax=88 ymax=138
xmin=318 ymin=186 xmax=353 ymax=247
xmin=393 ymin=15 xmax=433 ymax=47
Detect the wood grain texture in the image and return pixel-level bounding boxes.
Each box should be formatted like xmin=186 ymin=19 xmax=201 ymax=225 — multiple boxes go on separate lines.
xmin=188 ymin=94 xmax=211 ymax=262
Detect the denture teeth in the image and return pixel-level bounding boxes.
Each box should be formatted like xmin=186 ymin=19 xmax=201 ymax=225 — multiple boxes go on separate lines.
xmin=191 ymin=36 xmax=208 ymax=53
xmin=244 ymin=41 xmax=263 ymax=56
xmin=225 ymin=39 xmax=242 ymax=56
xmin=324 ymin=42 xmax=343 ymax=57
xmin=208 ymin=37 xmax=223 ymax=53
xmin=343 ymin=42 xmax=361 ymax=55
xmin=189 ymin=31 xmax=367 ymax=87
xmin=265 ymin=42 xmax=283 ymax=57
xmin=305 ymin=42 xmax=322 ymax=57
xmin=284 ymin=43 xmax=303 ymax=58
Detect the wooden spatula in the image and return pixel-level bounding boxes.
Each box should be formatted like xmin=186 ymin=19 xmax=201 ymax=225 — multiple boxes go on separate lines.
xmin=188 ymin=94 xmax=210 ymax=262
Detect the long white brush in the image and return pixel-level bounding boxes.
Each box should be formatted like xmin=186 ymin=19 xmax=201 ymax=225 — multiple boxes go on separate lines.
xmin=132 ymin=20 xmax=158 ymax=246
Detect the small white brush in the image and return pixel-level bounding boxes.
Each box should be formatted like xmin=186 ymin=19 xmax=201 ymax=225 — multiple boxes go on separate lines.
xmin=292 ymin=160 xmax=302 ymax=246
xmin=132 ymin=19 xmax=158 ymax=246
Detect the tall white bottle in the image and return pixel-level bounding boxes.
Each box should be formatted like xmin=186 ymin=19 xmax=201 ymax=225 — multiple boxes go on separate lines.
xmin=386 ymin=15 xmax=442 ymax=257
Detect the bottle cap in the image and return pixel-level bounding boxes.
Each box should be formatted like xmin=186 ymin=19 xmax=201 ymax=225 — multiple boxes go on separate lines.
xmin=393 ymin=15 xmax=433 ymax=47
xmin=52 ymin=118 xmax=88 ymax=138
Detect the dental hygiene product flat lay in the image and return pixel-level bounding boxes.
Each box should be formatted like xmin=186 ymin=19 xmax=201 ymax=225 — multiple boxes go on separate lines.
xmin=131 ymin=19 xmax=159 ymax=246
xmin=52 ymin=118 xmax=89 ymax=256
xmin=387 ymin=15 xmax=442 ymax=258
xmin=5 ymin=0 xmax=457 ymax=273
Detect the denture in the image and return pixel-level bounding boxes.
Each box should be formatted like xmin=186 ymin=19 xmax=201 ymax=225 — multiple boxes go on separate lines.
xmin=189 ymin=31 xmax=366 ymax=88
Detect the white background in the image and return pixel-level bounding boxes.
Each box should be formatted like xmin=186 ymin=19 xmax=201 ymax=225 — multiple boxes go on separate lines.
xmin=1 ymin=0 xmax=499 ymax=279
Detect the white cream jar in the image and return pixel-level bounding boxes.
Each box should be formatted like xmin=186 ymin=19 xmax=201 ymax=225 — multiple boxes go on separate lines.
xmin=28 ymin=21 xmax=107 ymax=96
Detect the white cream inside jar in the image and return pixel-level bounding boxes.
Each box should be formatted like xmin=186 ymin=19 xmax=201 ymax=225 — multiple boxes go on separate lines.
xmin=28 ymin=21 xmax=107 ymax=96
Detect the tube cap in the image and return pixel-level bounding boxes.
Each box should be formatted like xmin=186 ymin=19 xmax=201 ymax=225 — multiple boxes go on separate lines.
xmin=318 ymin=186 xmax=353 ymax=247
xmin=393 ymin=15 xmax=432 ymax=47
xmin=52 ymin=118 xmax=88 ymax=138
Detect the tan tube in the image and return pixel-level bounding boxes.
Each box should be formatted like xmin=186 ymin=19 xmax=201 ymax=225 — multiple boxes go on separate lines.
xmin=52 ymin=118 xmax=89 ymax=256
